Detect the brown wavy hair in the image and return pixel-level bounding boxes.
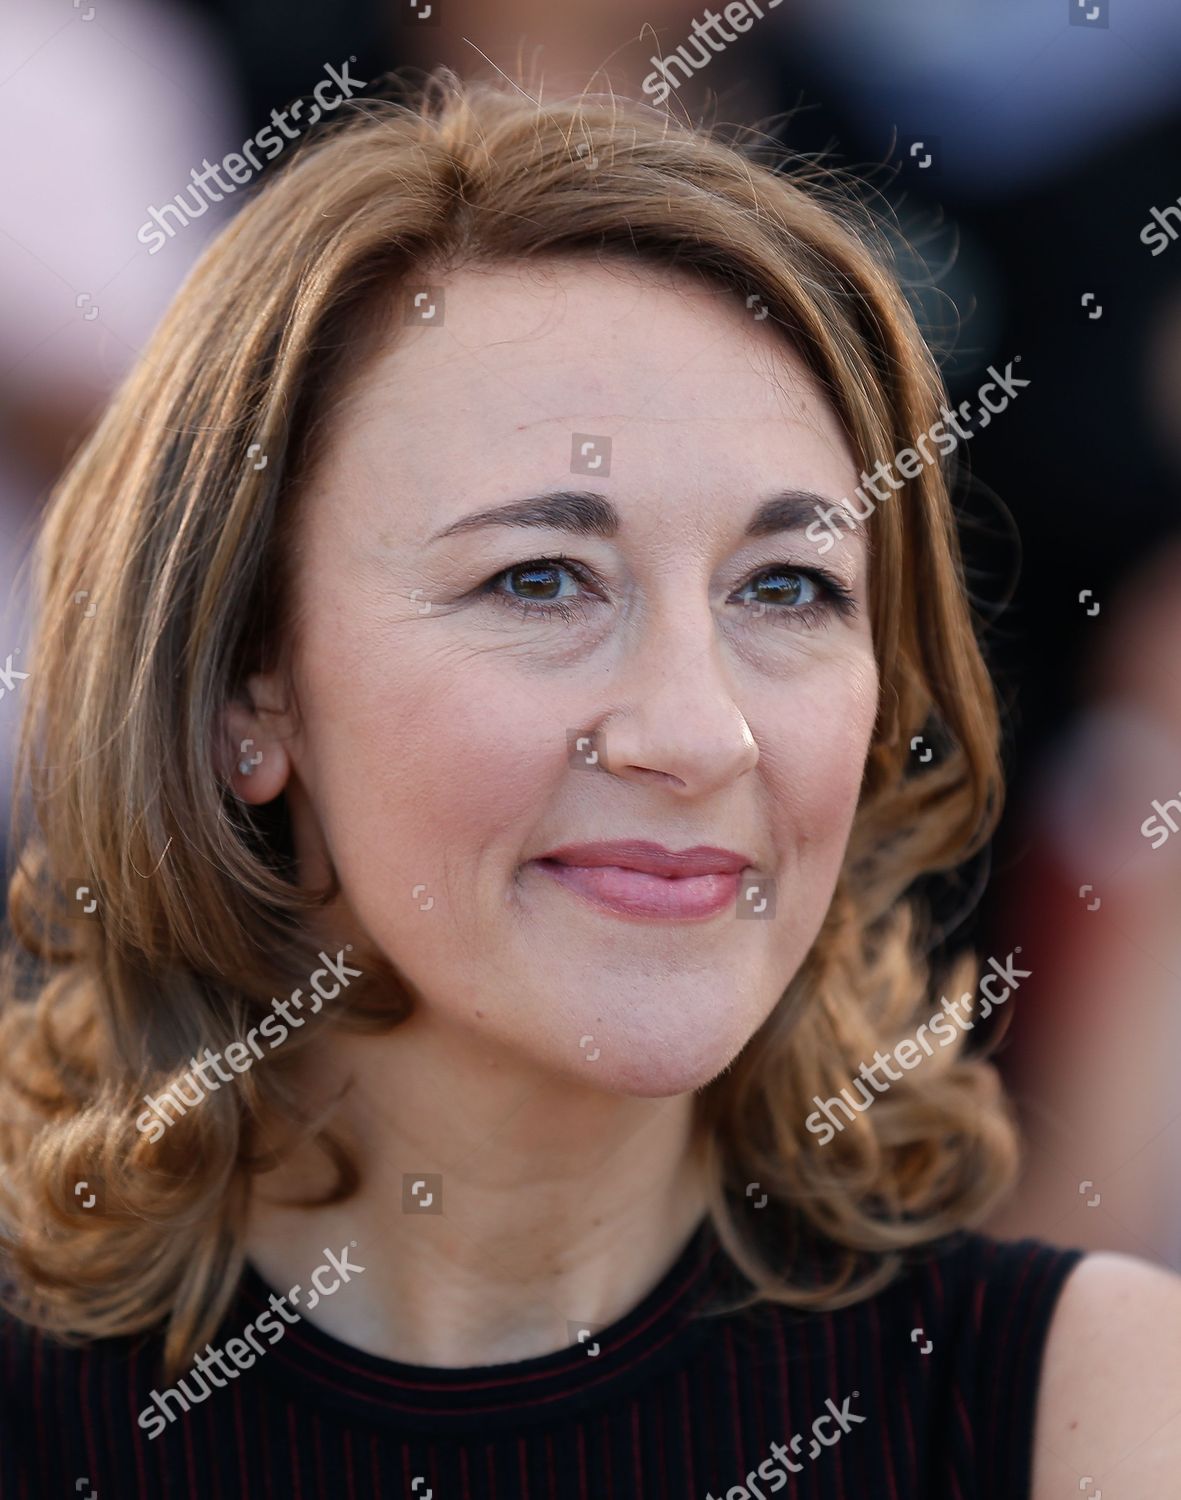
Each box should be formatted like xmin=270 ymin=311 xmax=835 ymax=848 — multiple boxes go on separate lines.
xmin=0 ymin=68 xmax=1018 ymax=1375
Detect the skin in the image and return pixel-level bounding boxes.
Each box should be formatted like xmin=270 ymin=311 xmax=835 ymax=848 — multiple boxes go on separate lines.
xmin=1032 ymin=1255 xmax=1181 ymax=1499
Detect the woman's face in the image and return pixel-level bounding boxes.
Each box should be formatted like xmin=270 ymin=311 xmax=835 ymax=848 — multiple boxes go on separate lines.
xmin=242 ymin=257 xmax=878 ymax=1097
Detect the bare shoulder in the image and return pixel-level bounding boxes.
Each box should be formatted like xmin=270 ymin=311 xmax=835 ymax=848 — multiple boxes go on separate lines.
xmin=1032 ymin=1251 xmax=1181 ymax=1500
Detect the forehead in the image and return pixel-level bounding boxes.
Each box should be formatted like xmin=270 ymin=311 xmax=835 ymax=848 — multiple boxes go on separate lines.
xmin=316 ymin=257 xmax=862 ymax=536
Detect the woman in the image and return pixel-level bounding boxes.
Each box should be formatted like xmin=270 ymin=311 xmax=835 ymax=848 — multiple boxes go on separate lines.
xmin=0 ymin=71 xmax=1177 ymax=1499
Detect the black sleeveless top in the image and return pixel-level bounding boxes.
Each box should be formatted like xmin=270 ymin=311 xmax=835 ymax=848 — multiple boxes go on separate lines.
xmin=0 ymin=1217 xmax=1083 ymax=1499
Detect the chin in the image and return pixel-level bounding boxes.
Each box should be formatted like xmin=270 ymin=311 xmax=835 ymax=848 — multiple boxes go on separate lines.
xmin=596 ymin=1053 xmax=740 ymax=1099
xmin=552 ymin=1024 xmax=752 ymax=1099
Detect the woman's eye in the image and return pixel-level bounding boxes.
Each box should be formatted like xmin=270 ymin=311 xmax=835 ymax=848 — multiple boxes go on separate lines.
xmin=478 ymin=558 xmax=856 ymax=627
xmin=737 ymin=569 xmax=819 ymax=609
xmin=482 ymin=557 xmax=593 ymax=621
xmin=733 ymin=566 xmax=857 ymax=626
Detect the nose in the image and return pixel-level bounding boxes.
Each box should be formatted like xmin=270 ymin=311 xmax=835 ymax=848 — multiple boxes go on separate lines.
xmin=594 ymin=601 xmax=759 ymax=796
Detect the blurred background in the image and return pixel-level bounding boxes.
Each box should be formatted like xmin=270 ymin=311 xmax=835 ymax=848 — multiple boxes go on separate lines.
xmin=1 ymin=0 xmax=1178 ymax=1267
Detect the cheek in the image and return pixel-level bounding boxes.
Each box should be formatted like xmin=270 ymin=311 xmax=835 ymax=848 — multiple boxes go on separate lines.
xmin=297 ymin=630 xmax=559 ymax=874
xmin=763 ymin=658 xmax=878 ymax=863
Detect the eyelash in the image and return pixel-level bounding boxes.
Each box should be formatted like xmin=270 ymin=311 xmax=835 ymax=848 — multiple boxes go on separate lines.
xmin=479 ymin=554 xmax=857 ymax=628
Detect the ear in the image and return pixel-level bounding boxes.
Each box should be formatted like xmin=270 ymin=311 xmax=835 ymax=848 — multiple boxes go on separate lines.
xmin=218 ymin=671 xmax=296 ymax=805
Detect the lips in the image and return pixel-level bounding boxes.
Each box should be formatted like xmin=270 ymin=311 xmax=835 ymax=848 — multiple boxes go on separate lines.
xmin=533 ymin=840 xmax=752 ymax=877
xmin=528 ymin=840 xmax=753 ymax=921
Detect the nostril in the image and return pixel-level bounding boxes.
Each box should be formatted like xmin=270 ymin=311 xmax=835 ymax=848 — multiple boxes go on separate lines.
xmin=628 ymin=767 xmax=686 ymax=787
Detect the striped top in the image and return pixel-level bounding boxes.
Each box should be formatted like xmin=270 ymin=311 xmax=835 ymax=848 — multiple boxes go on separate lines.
xmin=0 ymin=1216 xmax=1083 ymax=1499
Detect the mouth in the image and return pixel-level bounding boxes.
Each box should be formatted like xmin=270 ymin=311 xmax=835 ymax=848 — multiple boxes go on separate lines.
xmin=527 ymin=841 xmax=754 ymax=922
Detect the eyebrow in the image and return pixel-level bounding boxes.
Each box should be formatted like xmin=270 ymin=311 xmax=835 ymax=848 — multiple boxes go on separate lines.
xmin=428 ymin=488 xmax=853 ymax=542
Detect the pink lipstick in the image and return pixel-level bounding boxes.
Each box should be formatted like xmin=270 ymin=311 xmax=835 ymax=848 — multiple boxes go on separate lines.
xmin=528 ymin=840 xmax=752 ymax=921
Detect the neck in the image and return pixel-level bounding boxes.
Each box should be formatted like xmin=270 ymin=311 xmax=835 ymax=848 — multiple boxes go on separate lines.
xmin=244 ymin=1014 xmax=709 ymax=1367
